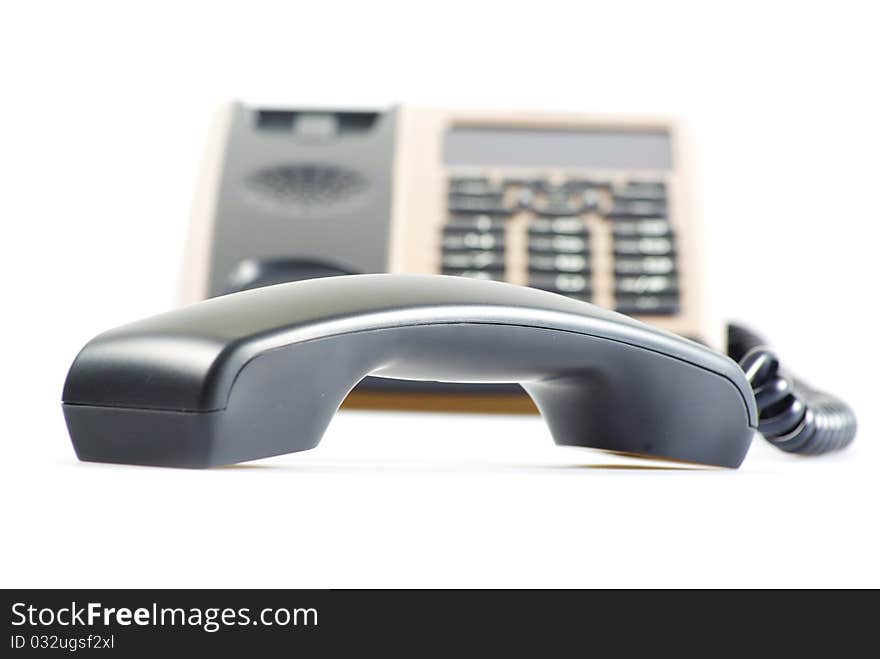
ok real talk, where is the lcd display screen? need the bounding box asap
[443,126,672,169]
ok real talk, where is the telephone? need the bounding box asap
[89,101,852,467]
[182,103,712,412]
[62,275,853,468]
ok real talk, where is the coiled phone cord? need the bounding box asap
[727,324,857,455]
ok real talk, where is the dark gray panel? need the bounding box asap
[207,104,397,296]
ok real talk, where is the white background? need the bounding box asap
[1,0,877,588]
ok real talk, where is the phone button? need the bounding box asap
[448,194,511,215]
[521,187,598,216]
[529,253,590,273]
[446,215,506,232]
[441,269,506,281]
[441,250,505,271]
[616,295,680,315]
[443,231,504,251]
[615,275,679,295]
[612,218,672,237]
[608,199,668,218]
[614,181,667,201]
[529,234,589,254]
[529,216,589,235]
[564,179,612,191]
[613,256,677,275]
[449,177,499,196]
[502,177,549,191]
[529,272,592,299]
[613,237,675,256]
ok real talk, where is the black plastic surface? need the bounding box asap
[208,104,397,297]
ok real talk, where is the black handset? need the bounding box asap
[63,275,760,468]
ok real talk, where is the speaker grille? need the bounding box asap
[243,164,368,210]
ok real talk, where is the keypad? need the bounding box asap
[612,201,680,315]
[441,209,506,280]
[442,176,679,314]
[610,193,679,313]
[527,212,591,299]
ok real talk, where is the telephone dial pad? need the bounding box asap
[442,176,680,315]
